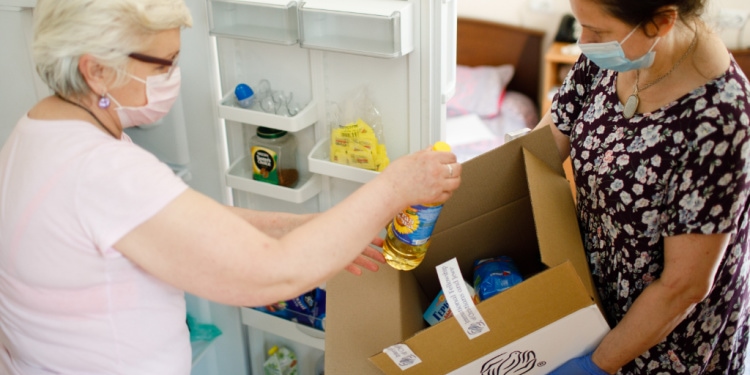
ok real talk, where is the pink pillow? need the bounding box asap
[447,65,515,118]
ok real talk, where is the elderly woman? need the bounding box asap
[0,0,462,373]
[547,0,750,374]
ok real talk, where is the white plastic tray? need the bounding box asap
[219,92,318,132]
[226,156,321,203]
[307,139,379,184]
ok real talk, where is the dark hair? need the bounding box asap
[595,0,706,30]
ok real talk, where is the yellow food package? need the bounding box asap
[348,149,376,170]
[376,144,390,171]
[354,136,378,157]
[330,144,349,165]
[331,127,351,148]
[347,141,367,152]
[355,119,376,136]
[329,118,389,171]
[340,122,360,138]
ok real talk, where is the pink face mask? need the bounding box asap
[108,68,181,128]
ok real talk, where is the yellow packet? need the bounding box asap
[330,144,349,165]
[354,137,378,156]
[329,118,389,171]
[340,122,360,138]
[331,127,351,148]
[376,144,390,171]
[355,119,376,136]
[347,141,368,153]
[348,149,376,170]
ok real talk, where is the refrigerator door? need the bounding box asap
[0,0,456,374]
[202,0,455,374]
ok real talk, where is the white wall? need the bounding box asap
[0,7,44,143]
[457,0,750,51]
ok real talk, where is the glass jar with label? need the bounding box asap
[250,127,299,187]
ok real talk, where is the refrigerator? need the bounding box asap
[0,0,457,374]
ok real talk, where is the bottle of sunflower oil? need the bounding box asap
[383,141,452,271]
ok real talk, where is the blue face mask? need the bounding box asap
[578,25,661,72]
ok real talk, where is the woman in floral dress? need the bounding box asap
[546,0,750,374]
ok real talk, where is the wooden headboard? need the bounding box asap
[733,48,750,77]
[456,18,545,108]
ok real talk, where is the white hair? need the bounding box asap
[32,0,193,97]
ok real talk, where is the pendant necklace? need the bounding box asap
[623,31,697,120]
[55,93,120,139]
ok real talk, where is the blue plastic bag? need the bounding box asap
[473,256,523,301]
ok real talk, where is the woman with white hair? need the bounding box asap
[0,0,462,373]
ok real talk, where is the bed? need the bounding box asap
[447,18,545,162]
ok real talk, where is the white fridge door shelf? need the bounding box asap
[308,139,379,184]
[299,0,413,58]
[219,92,318,133]
[209,0,299,45]
[208,0,414,58]
[226,156,322,203]
[241,307,325,351]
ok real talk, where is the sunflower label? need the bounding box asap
[392,204,443,246]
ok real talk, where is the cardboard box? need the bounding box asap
[325,125,610,375]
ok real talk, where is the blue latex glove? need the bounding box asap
[548,352,610,375]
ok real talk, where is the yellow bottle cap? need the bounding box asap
[432,141,451,152]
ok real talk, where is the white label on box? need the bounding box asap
[436,258,489,340]
[445,305,610,375]
[383,343,422,371]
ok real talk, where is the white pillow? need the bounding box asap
[447,65,515,118]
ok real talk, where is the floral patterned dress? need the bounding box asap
[552,54,750,374]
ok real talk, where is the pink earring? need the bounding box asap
[98,94,110,109]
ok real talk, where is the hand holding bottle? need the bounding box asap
[380,142,461,270]
[379,142,461,209]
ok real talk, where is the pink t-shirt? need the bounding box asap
[0,116,190,374]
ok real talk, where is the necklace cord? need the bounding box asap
[55,93,119,139]
[635,29,698,93]
[623,28,698,120]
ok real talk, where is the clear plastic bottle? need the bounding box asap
[250,127,299,187]
[263,345,299,375]
[382,142,452,271]
[234,83,255,109]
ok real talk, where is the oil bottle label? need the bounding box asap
[391,204,443,246]
[251,146,278,185]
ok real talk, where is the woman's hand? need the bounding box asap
[379,146,462,207]
[344,237,386,276]
[549,352,609,375]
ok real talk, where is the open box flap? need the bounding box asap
[413,126,563,297]
[431,125,563,231]
[326,266,427,375]
[369,262,594,374]
[523,147,601,308]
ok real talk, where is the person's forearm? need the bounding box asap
[591,279,699,373]
[225,206,317,238]
[261,176,403,294]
